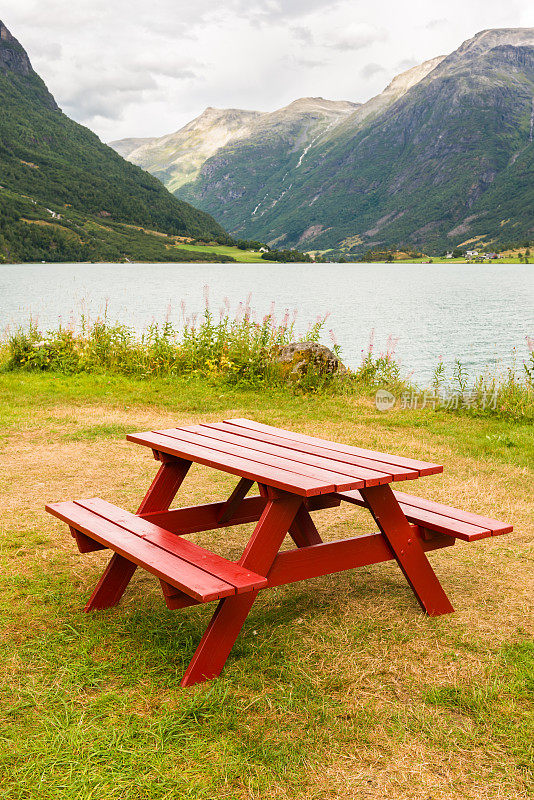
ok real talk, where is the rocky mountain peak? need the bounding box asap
[432,27,534,77]
[191,106,262,128]
[459,27,534,55]
[278,97,359,116]
[384,56,446,95]
[0,21,32,76]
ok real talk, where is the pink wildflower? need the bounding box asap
[281,309,290,329]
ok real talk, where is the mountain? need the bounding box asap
[114,29,534,255]
[110,107,263,193]
[268,27,534,254]
[0,21,230,263]
[111,97,359,235]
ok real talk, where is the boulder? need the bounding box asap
[274,341,346,382]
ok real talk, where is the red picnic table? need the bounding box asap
[46,418,512,686]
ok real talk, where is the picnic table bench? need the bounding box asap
[46,418,513,686]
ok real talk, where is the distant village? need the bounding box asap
[446,249,504,262]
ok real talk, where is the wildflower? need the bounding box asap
[385,334,399,359]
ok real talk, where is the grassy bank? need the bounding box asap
[5,312,534,421]
[0,369,532,799]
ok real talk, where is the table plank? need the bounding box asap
[181,423,396,485]
[225,418,443,476]
[156,426,388,491]
[202,421,417,481]
[127,430,330,496]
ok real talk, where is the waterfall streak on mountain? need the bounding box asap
[295,119,338,169]
[253,171,291,216]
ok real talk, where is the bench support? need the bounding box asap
[85,457,191,611]
[85,554,138,611]
[266,527,453,587]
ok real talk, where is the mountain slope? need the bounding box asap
[171,61,458,243]
[266,28,534,253]
[328,55,446,141]
[177,97,359,240]
[120,29,533,254]
[0,21,229,262]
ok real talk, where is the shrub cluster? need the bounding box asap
[6,299,332,389]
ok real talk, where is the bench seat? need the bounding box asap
[46,497,268,603]
[335,489,513,541]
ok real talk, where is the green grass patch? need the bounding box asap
[422,641,533,782]
[172,243,266,262]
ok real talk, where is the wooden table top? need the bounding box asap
[127,418,443,498]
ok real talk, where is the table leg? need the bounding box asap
[361,484,454,616]
[181,489,302,686]
[217,477,254,524]
[85,456,191,612]
[137,456,192,514]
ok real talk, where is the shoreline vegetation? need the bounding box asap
[4,300,533,421]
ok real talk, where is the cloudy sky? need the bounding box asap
[2,0,533,141]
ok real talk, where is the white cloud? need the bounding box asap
[1,0,532,140]
[426,18,449,31]
[360,62,387,79]
[324,23,387,52]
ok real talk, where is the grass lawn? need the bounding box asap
[0,371,532,799]
[172,243,266,263]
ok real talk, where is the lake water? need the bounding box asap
[2,262,533,384]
